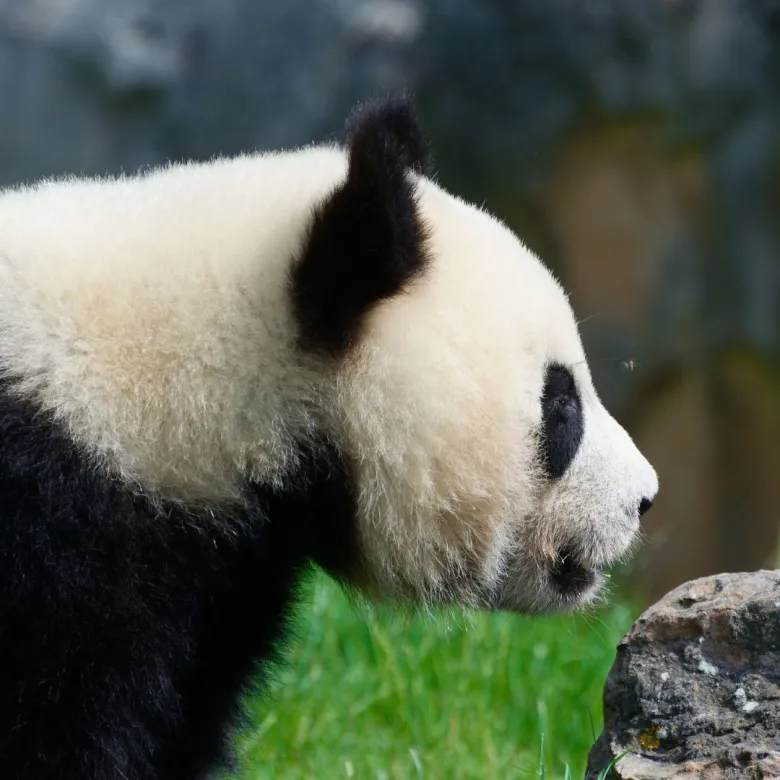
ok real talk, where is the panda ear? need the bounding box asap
[344,93,432,175]
[291,94,431,356]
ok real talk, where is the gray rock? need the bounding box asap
[586,571,780,780]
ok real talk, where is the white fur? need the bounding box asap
[0,143,657,612]
[0,148,347,501]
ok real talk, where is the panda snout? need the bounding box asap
[638,496,654,519]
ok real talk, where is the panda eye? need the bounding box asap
[540,364,584,479]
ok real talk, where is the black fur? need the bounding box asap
[540,364,584,479]
[0,382,357,780]
[291,94,431,356]
[344,93,432,175]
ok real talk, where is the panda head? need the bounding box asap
[0,94,657,616]
[292,95,659,613]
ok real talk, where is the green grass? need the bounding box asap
[228,571,641,780]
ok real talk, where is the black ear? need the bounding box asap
[291,94,431,356]
[345,93,432,175]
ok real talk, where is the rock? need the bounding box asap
[586,571,780,780]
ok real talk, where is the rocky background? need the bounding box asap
[0,0,778,599]
[587,571,780,779]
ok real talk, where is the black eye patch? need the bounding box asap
[540,363,584,479]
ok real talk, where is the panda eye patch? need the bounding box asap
[540,363,584,479]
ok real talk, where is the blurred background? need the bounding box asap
[3,0,778,775]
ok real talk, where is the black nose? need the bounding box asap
[638,497,654,518]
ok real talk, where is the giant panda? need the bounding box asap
[0,95,657,780]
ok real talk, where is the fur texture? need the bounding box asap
[292,97,430,355]
[0,95,658,779]
[0,382,356,780]
[344,93,432,175]
[0,147,346,502]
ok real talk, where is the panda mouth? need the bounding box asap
[549,546,597,596]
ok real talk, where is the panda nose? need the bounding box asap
[638,497,654,518]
